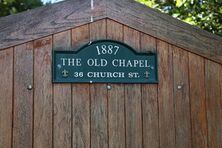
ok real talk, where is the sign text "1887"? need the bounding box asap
[96,45,119,55]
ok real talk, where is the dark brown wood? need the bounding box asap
[13,42,33,148]
[157,41,175,148]
[172,46,191,148]
[140,33,159,148]
[72,25,90,148]
[53,30,72,148]
[0,48,13,148]
[107,19,125,148]
[124,26,142,148]
[189,53,208,148]
[90,20,108,148]
[205,60,222,148]
[33,36,53,148]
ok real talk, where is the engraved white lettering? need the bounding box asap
[119,59,126,67]
[61,58,67,66]
[60,58,82,66]
[86,72,125,78]
[111,59,150,68]
[87,59,107,67]
[112,59,118,67]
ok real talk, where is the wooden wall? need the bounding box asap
[0,19,221,148]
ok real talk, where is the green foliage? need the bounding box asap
[137,0,222,36]
[0,0,43,17]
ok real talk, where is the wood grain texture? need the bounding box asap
[72,84,90,148]
[205,60,222,148]
[33,36,53,148]
[0,0,106,50]
[188,53,208,148]
[124,26,142,148]
[13,42,33,148]
[107,19,123,41]
[53,30,72,148]
[107,0,222,64]
[1,0,222,64]
[172,46,191,148]
[90,20,108,148]
[140,33,159,148]
[72,24,90,50]
[220,66,222,148]
[157,41,175,148]
[72,25,90,148]
[107,19,125,148]
[0,48,13,148]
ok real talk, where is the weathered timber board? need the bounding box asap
[157,40,175,148]
[140,33,159,148]
[124,26,142,148]
[53,30,72,148]
[33,36,53,148]
[90,20,108,148]
[107,19,125,148]
[173,46,191,148]
[0,48,13,148]
[13,42,33,148]
[189,53,208,148]
[72,24,90,148]
[205,60,222,148]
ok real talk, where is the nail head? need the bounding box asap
[107,85,111,90]
[27,85,33,90]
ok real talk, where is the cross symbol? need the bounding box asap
[144,71,150,79]
[62,69,69,78]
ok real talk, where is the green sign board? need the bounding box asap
[53,40,158,83]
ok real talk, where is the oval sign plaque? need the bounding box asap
[53,40,158,83]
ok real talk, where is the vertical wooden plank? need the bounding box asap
[13,43,33,148]
[173,47,191,148]
[107,19,123,41]
[189,53,208,148]
[90,19,108,148]
[157,40,175,148]
[205,60,222,148]
[107,19,125,148]
[34,36,53,148]
[72,24,90,49]
[0,48,13,148]
[72,84,90,148]
[124,26,142,148]
[140,33,159,148]
[53,30,72,148]
[72,24,90,148]
[220,66,222,148]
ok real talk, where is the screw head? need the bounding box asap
[27,85,33,90]
[107,85,112,90]
[177,85,182,90]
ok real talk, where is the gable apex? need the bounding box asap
[0,0,221,63]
